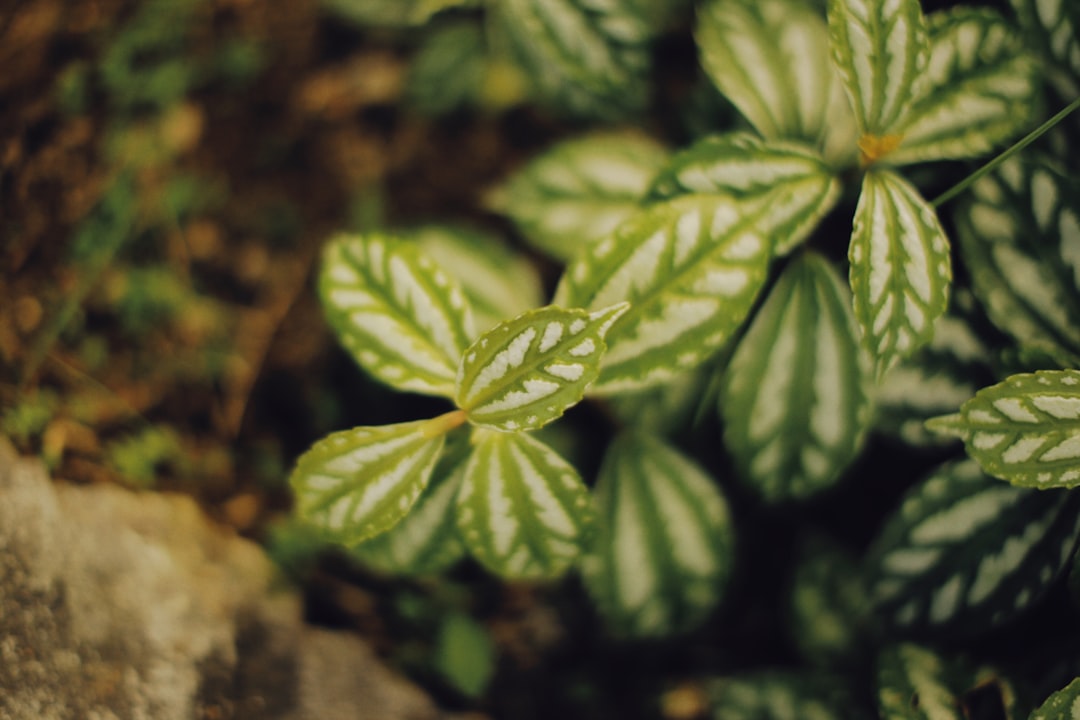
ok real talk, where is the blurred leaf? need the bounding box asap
[1029,678,1080,720]
[789,535,868,668]
[406,22,488,115]
[707,671,863,720]
[433,613,496,698]
[322,0,477,27]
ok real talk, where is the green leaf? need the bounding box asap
[319,233,474,398]
[433,613,495,698]
[456,304,626,432]
[934,370,1080,488]
[789,535,868,669]
[555,195,773,395]
[455,430,594,580]
[350,446,467,576]
[827,0,929,138]
[409,225,544,334]
[494,0,653,120]
[582,432,734,638]
[1029,678,1080,720]
[608,365,713,437]
[695,0,858,164]
[849,169,951,378]
[486,131,668,262]
[877,644,1022,720]
[866,459,1080,633]
[888,9,1039,165]
[289,420,447,545]
[321,0,474,27]
[953,155,1080,364]
[406,21,488,116]
[706,672,862,720]
[722,252,870,502]
[648,132,841,254]
[1009,0,1080,98]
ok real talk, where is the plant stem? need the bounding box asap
[422,409,468,438]
[932,96,1080,208]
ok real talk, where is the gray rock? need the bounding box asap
[0,438,452,720]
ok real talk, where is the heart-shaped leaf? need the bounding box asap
[455,430,594,580]
[555,195,773,395]
[581,432,734,638]
[456,304,626,432]
[290,419,447,545]
[722,252,871,502]
[849,169,951,378]
[319,233,474,398]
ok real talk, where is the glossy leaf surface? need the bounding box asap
[319,233,473,397]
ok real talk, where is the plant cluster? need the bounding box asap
[290,0,1080,714]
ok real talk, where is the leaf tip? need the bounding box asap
[924,413,967,439]
[589,301,631,337]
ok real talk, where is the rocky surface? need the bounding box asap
[0,438,452,720]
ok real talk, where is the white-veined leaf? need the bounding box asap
[289,420,447,545]
[789,535,868,669]
[1010,0,1080,98]
[695,0,858,164]
[455,430,594,580]
[1030,678,1080,720]
[648,132,841,255]
[555,195,773,395]
[954,155,1080,365]
[849,169,951,378]
[581,432,734,638]
[827,0,929,140]
[494,0,653,119]
[456,304,626,432]
[877,645,1021,720]
[486,132,668,262]
[608,364,713,437]
[350,444,467,575]
[319,233,473,397]
[929,370,1080,489]
[410,225,544,334]
[406,22,488,116]
[722,252,870,502]
[706,672,861,720]
[888,9,1038,165]
[866,459,1080,633]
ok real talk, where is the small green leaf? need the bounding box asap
[867,459,1080,633]
[456,304,626,432]
[406,22,488,116]
[706,672,862,720]
[954,155,1080,364]
[696,0,857,164]
[350,447,467,576]
[455,430,594,580]
[494,0,653,119]
[888,9,1039,165]
[433,613,495,698]
[486,131,668,262]
[789,535,868,669]
[290,420,447,545]
[410,225,544,334]
[319,233,473,398]
[582,432,734,638]
[937,370,1080,488]
[849,169,951,378]
[827,0,929,138]
[648,132,841,254]
[555,195,773,395]
[321,0,475,27]
[1029,678,1080,720]
[722,252,870,502]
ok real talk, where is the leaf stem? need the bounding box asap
[422,409,468,438]
[932,96,1080,208]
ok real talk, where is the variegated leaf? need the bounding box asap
[849,169,951,378]
[827,0,929,144]
[494,0,653,120]
[877,645,1021,720]
[289,420,447,545]
[930,370,1080,489]
[888,9,1038,165]
[866,459,1080,633]
[1030,678,1080,720]
[706,672,861,720]
[608,364,712,437]
[456,304,626,432]
[954,155,1080,364]
[722,252,870,502]
[486,132,668,262]
[1010,0,1080,98]
[581,432,734,638]
[695,0,859,165]
[789,535,868,669]
[648,132,841,255]
[455,430,594,580]
[319,233,473,398]
[410,225,543,334]
[555,195,773,395]
[350,445,467,576]
[406,22,488,116]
